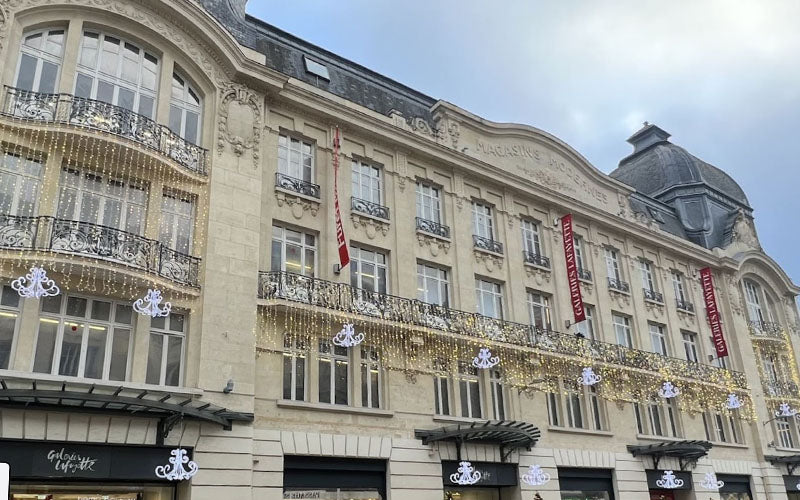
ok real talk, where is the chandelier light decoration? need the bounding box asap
[726,393,743,410]
[154,448,198,481]
[449,461,481,485]
[578,367,601,386]
[655,470,684,489]
[133,289,172,318]
[776,402,798,418]
[521,464,551,487]
[700,472,724,490]
[658,381,680,399]
[12,266,60,298]
[333,323,365,348]
[472,347,500,369]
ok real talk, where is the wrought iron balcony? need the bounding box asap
[473,235,503,254]
[608,277,630,293]
[416,217,450,239]
[763,380,800,399]
[275,172,321,199]
[577,267,592,282]
[643,288,664,303]
[1,87,208,176]
[0,214,200,287]
[749,321,784,340]
[351,197,390,220]
[258,271,748,389]
[676,299,694,313]
[523,251,551,269]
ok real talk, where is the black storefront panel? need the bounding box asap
[558,468,615,500]
[783,475,800,493]
[284,456,387,500]
[718,474,752,494]
[441,461,518,487]
[645,470,693,491]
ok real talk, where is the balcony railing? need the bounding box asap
[577,267,592,282]
[1,87,208,176]
[523,251,551,269]
[259,271,748,388]
[473,235,503,254]
[676,299,695,313]
[0,215,200,287]
[351,197,390,220]
[749,321,784,340]
[415,217,450,239]
[643,288,664,303]
[608,277,630,293]
[763,380,800,399]
[275,172,321,199]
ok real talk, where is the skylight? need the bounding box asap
[303,56,330,80]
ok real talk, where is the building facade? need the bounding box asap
[0,1,799,499]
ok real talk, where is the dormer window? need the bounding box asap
[303,56,330,80]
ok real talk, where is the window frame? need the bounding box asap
[634,399,680,438]
[671,270,686,303]
[489,369,506,420]
[278,133,315,183]
[318,339,349,405]
[575,305,596,340]
[649,322,668,356]
[521,219,542,256]
[169,71,203,145]
[350,246,389,295]
[574,235,587,275]
[527,290,552,332]
[0,286,23,371]
[604,247,621,281]
[145,310,187,387]
[351,160,382,205]
[417,262,449,307]
[547,379,606,432]
[15,28,66,94]
[282,335,308,402]
[360,346,382,409]
[415,181,443,224]
[471,201,495,240]
[475,278,504,320]
[612,313,633,348]
[457,361,482,419]
[639,259,656,292]
[271,224,318,277]
[0,150,44,217]
[432,358,451,416]
[160,190,196,255]
[681,330,699,363]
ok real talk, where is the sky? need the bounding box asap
[248,0,800,286]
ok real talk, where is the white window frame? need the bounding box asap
[743,280,765,324]
[169,72,203,145]
[634,399,680,438]
[351,160,382,204]
[146,311,186,387]
[278,134,315,183]
[639,259,656,292]
[671,271,686,303]
[432,358,451,416]
[575,305,596,340]
[605,247,621,281]
[612,313,633,348]
[703,411,744,444]
[574,236,587,274]
[527,291,552,331]
[0,150,44,217]
[475,278,503,320]
[271,225,317,277]
[548,379,606,431]
[415,182,442,224]
[458,361,482,418]
[682,330,699,363]
[471,202,494,240]
[417,262,449,307]
[360,346,382,409]
[282,335,308,401]
[318,340,349,405]
[0,286,22,371]
[775,417,798,449]
[160,190,195,255]
[489,369,506,420]
[649,322,668,356]
[350,246,388,294]
[15,28,65,93]
[521,219,542,256]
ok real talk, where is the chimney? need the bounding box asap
[626,122,671,154]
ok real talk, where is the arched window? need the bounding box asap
[743,279,765,324]
[169,72,202,145]
[15,29,65,93]
[75,31,159,118]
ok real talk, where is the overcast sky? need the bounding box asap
[249,0,800,287]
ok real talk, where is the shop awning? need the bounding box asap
[0,377,253,444]
[627,440,712,470]
[414,420,540,461]
[766,455,800,475]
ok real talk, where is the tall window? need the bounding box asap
[743,280,766,325]
[634,400,679,437]
[278,134,314,183]
[776,418,797,449]
[15,29,65,93]
[639,259,656,292]
[547,380,605,431]
[361,347,381,409]
[160,191,195,255]
[282,336,307,401]
[672,271,687,303]
[472,202,494,240]
[489,369,506,420]
[417,263,449,307]
[0,286,21,370]
[575,305,596,340]
[33,295,134,381]
[145,311,186,386]
[0,151,43,216]
[458,361,481,418]
[527,291,552,331]
[350,247,388,294]
[416,183,442,224]
[521,219,542,256]
[475,278,503,319]
[271,225,316,276]
[649,323,668,356]
[169,73,202,145]
[574,236,587,274]
[710,335,729,369]
[703,412,743,444]
[75,32,159,117]
[612,313,633,348]
[351,161,381,204]
[682,331,699,363]
[433,358,451,416]
[605,248,622,281]
[57,167,147,235]
[318,340,348,405]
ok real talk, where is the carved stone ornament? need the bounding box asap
[455,197,465,211]
[507,214,518,230]
[731,209,760,249]
[610,288,631,308]
[404,370,418,384]
[644,299,664,317]
[217,82,262,165]
[0,5,7,53]
[351,213,389,240]
[677,308,696,326]
[725,274,745,317]
[448,121,460,149]
[580,281,594,296]
[474,249,504,273]
[410,117,435,138]
[417,232,451,257]
[524,264,551,286]
[276,191,319,219]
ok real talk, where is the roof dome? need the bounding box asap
[610,124,749,207]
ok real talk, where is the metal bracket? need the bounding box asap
[157,413,184,446]
[789,463,799,476]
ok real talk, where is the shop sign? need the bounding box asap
[284,491,325,499]
[645,470,692,491]
[441,461,517,487]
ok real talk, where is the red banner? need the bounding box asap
[332,127,350,269]
[561,214,585,323]
[700,267,728,357]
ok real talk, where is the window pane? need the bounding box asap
[283,355,293,400]
[145,333,163,385]
[84,325,107,379]
[459,380,469,416]
[39,61,59,94]
[164,335,182,386]
[334,359,348,405]
[319,359,331,403]
[15,54,37,91]
[108,328,130,381]
[295,355,306,400]
[58,322,83,376]
[0,311,19,370]
[75,73,93,98]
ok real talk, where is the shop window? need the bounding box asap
[272,225,317,276]
[633,399,680,438]
[0,286,21,370]
[145,311,186,386]
[361,347,381,409]
[0,151,44,217]
[547,379,605,431]
[318,340,348,405]
[282,335,308,401]
[15,28,65,93]
[169,72,202,145]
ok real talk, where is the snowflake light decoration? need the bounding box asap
[655,470,684,489]
[11,266,60,298]
[449,461,481,485]
[521,465,551,486]
[658,381,680,399]
[776,402,798,418]
[133,289,171,318]
[700,472,724,490]
[154,448,198,481]
[472,347,500,369]
[726,393,743,410]
[578,367,601,386]
[333,323,365,348]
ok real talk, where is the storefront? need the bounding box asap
[767,454,800,500]
[442,461,518,500]
[557,468,614,500]
[645,470,693,500]
[717,474,752,500]
[628,441,711,500]
[283,456,386,500]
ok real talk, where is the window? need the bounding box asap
[318,340,348,405]
[649,323,668,356]
[575,305,596,340]
[416,182,442,224]
[489,369,506,420]
[612,313,633,348]
[169,72,202,145]
[0,151,43,217]
[278,134,314,183]
[33,295,134,381]
[458,361,481,418]
[15,29,65,93]
[303,56,330,80]
[432,358,450,416]
[743,280,767,325]
[574,236,588,276]
[75,32,159,117]
[776,418,797,449]
[472,202,494,240]
[271,225,316,276]
[634,399,679,437]
[604,248,621,281]
[145,311,186,386]
[351,160,382,204]
[639,259,656,292]
[57,167,147,235]
[710,335,729,369]
[0,286,22,370]
[682,331,699,363]
[417,263,449,307]
[361,347,381,409]
[547,392,561,426]
[521,219,542,256]
[476,278,503,319]
[282,336,307,401]
[547,380,605,431]
[350,246,388,294]
[527,291,552,331]
[160,191,195,255]
[703,412,744,444]
[672,271,686,303]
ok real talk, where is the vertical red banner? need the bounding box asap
[561,214,586,323]
[700,267,728,357]
[332,127,350,268]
